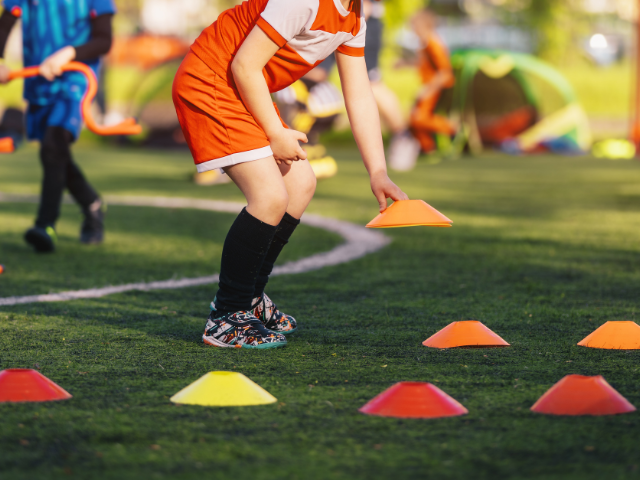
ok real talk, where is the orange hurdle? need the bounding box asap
[0,61,142,152]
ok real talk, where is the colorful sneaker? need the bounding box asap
[24,225,57,253]
[252,293,297,335]
[203,307,287,349]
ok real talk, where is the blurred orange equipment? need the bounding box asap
[109,34,190,70]
[0,137,14,153]
[0,264,4,274]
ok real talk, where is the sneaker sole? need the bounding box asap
[279,327,297,335]
[24,231,55,253]
[203,335,287,349]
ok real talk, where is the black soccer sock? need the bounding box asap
[214,208,278,314]
[253,212,300,299]
[36,127,98,228]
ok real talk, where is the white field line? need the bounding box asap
[0,194,390,306]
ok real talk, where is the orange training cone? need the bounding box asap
[366,199,452,228]
[531,375,635,416]
[0,369,72,403]
[423,321,510,349]
[578,321,640,350]
[359,381,468,419]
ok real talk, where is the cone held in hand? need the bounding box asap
[423,321,510,349]
[531,375,636,416]
[359,381,468,419]
[0,369,72,403]
[578,321,640,350]
[170,371,276,407]
[366,199,452,228]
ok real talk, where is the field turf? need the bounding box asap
[1,143,640,479]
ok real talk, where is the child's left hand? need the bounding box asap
[370,171,409,212]
[40,46,76,81]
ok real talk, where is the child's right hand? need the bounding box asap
[0,64,10,84]
[269,128,308,165]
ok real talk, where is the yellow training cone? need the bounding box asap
[170,371,277,407]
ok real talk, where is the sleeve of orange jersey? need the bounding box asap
[257,0,315,48]
[426,36,455,86]
[337,8,366,57]
[256,17,287,48]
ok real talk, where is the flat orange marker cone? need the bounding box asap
[359,381,468,418]
[0,369,72,403]
[578,321,640,350]
[423,321,510,348]
[366,199,452,228]
[170,371,277,407]
[531,375,636,416]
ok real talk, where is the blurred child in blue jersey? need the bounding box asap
[0,0,115,252]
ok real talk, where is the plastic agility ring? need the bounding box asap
[0,61,142,152]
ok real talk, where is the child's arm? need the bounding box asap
[0,9,18,84]
[231,27,308,165]
[336,52,408,211]
[39,14,113,81]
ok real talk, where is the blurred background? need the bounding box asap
[0,0,638,160]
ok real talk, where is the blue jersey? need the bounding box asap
[3,0,116,105]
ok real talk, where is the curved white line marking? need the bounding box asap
[0,194,390,306]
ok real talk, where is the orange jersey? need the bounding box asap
[418,34,454,88]
[191,0,366,93]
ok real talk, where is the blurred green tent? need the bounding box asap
[440,49,592,154]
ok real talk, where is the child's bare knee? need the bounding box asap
[268,190,289,215]
[305,173,317,198]
[297,166,316,199]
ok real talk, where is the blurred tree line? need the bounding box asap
[111,0,635,63]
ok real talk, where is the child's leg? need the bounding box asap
[35,127,98,227]
[254,159,316,298]
[213,156,290,314]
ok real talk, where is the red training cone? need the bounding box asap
[578,321,640,350]
[359,381,468,419]
[531,375,635,416]
[423,321,510,348]
[0,369,72,403]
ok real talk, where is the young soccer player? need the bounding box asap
[408,10,456,154]
[0,0,115,252]
[173,0,408,349]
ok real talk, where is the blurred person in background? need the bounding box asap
[280,0,412,169]
[0,0,115,252]
[404,9,456,166]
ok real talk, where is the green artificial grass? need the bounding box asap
[1,143,640,479]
